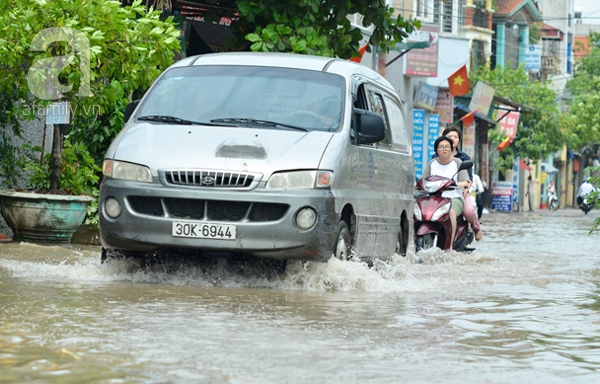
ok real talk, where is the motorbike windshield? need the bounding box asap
[137,65,345,132]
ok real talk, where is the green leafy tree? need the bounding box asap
[0,0,181,193]
[199,0,419,59]
[567,33,600,231]
[472,64,564,172]
[565,32,600,154]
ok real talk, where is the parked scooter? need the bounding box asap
[413,160,475,252]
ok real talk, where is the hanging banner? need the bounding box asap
[434,89,453,123]
[498,105,519,139]
[462,122,475,160]
[468,81,495,116]
[414,82,439,111]
[413,109,425,180]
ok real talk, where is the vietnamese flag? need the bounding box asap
[461,108,478,127]
[497,136,511,152]
[448,65,470,96]
[349,44,368,63]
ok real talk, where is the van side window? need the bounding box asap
[384,95,410,152]
[367,90,391,147]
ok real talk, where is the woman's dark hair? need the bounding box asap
[434,136,453,152]
[442,127,462,142]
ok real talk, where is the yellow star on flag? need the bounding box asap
[453,75,465,86]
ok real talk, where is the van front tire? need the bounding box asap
[334,221,352,261]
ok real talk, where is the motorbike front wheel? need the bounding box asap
[550,200,559,211]
[416,233,438,252]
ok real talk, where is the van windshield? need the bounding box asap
[137,65,345,132]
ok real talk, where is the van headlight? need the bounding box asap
[266,171,333,189]
[103,160,153,183]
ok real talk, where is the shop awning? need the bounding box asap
[542,163,559,174]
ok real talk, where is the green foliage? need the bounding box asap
[472,64,564,162]
[202,0,419,59]
[529,22,542,44]
[565,32,600,153]
[584,166,600,234]
[24,140,101,196]
[0,0,181,192]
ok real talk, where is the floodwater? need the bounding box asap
[1,210,600,383]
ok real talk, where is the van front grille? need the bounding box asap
[161,170,260,189]
[128,196,288,222]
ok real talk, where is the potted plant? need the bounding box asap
[0,141,100,243]
[0,0,181,243]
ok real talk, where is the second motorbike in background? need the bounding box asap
[547,192,559,211]
[413,161,475,252]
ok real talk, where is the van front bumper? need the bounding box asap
[99,179,339,262]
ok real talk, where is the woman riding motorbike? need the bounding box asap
[432,127,483,241]
[422,136,471,249]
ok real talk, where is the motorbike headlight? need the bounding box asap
[423,180,444,193]
[103,160,153,183]
[414,202,422,221]
[266,170,333,189]
[431,202,451,221]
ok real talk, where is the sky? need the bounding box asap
[574,0,600,24]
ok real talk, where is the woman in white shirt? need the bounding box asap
[422,136,470,249]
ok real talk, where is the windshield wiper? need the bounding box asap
[210,117,308,132]
[137,115,195,125]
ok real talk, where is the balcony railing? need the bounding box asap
[472,8,490,29]
[542,56,561,74]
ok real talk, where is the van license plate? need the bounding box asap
[172,221,236,240]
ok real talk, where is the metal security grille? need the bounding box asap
[128,196,288,222]
[162,170,259,188]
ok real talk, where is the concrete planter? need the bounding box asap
[0,190,94,244]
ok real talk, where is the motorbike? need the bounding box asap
[580,197,594,215]
[413,160,475,253]
[547,193,559,211]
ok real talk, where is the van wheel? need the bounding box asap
[395,217,408,256]
[334,221,352,261]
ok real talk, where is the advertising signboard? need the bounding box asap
[427,114,439,163]
[405,24,439,77]
[525,44,541,70]
[491,181,513,212]
[413,109,425,180]
[498,105,519,139]
[415,82,439,111]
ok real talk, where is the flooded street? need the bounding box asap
[1,210,600,383]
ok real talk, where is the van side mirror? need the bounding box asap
[354,108,386,145]
[124,99,140,123]
[459,160,473,171]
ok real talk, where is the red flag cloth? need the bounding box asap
[448,65,470,96]
[497,136,511,152]
[349,45,368,63]
[461,109,478,127]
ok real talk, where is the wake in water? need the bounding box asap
[0,242,499,293]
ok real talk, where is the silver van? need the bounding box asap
[99,52,414,263]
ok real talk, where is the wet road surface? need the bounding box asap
[1,208,600,383]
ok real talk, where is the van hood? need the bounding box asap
[112,123,334,175]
